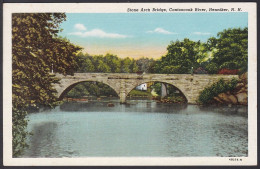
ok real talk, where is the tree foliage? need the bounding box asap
[198,78,238,104]
[136,57,155,73]
[154,39,207,74]
[12,13,81,157]
[152,82,181,97]
[149,28,247,74]
[76,53,139,73]
[65,82,118,98]
[74,28,247,75]
[206,27,248,73]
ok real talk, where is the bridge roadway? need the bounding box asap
[53,73,238,104]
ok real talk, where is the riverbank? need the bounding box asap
[213,72,248,105]
[152,96,186,104]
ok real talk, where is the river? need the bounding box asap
[20,99,248,157]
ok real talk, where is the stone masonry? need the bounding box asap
[53,73,238,104]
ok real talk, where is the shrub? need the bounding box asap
[205,62,218,74]
[12,108,30,157]
[220,62,238,70]
[167,96,186,103]
[198,78,238,104]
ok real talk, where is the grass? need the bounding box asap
[128,89,152,97]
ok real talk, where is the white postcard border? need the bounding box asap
[3,2,257,166]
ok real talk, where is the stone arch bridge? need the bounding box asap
[53,73,238,104]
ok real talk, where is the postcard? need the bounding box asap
[3,2,257,166]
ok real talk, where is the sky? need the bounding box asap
[59,13,248,59]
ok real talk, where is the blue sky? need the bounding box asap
[59,13,248,59]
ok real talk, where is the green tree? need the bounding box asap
[129,59,138,73]
[152,82,162,96]
[120,57,132,73]
[103,53,121,73]
[91,55,103,71]
[206,27,248,73]
[75,53,141,73]
[66,83,90,98]
[136,57,155,73]
[148,60,161,73]
[76,52,95,73]
[12,13,81,156]
[97,60,111,72]
[88,82,117,96]
[205,62,218,74]
[66,82,118,97]
[156,38,205,74]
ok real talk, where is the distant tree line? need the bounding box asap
[75,53,155,74]
[75,27,248,75]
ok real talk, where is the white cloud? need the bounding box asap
[69,29,129,38]
[193,32,211,35]
[147,28,177,35]
[74,23,87,31]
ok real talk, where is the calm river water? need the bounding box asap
[21,99,248,157]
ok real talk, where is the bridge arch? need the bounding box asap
[125,80,188,102]
[53,73,239,104]
[57,80,120,100]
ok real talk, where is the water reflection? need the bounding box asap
[21,100,248,157]
[23,122,60,157]
[60,99,188,114]
[198,105,248,117]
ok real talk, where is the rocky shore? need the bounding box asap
[213,72,248,105]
